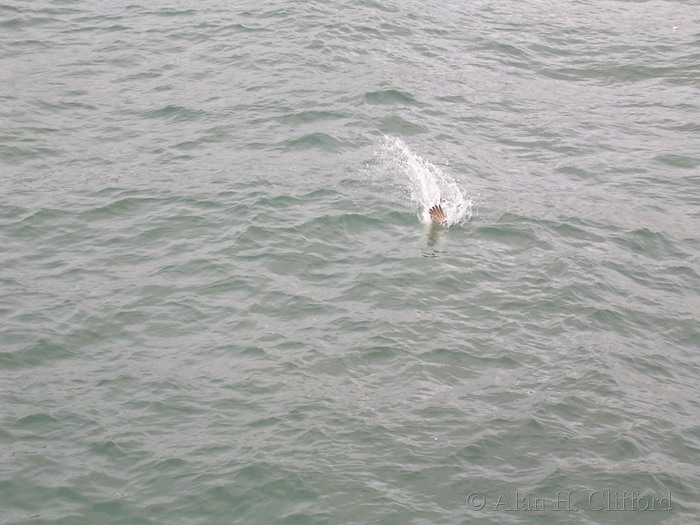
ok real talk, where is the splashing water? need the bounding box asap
[379,136,472,227]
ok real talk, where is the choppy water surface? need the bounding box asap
[1,0,699,523]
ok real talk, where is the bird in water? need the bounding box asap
[428,204,448,227]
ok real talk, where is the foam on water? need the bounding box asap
[379,136,472,227]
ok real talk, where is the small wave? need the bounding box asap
[283,132,343,151]
[378,136,472,227]
[363,89,420,106]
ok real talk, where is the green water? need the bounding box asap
[1,1,699,524]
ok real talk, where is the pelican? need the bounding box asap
[428,204,448,227]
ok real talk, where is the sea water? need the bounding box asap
[1,1,699,524]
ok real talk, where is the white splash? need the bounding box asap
[379,136,472,227]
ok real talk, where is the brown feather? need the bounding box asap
[429,204,448,227]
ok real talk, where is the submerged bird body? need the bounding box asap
[428,204,448,227]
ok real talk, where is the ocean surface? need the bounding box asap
[1,1,699,523]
